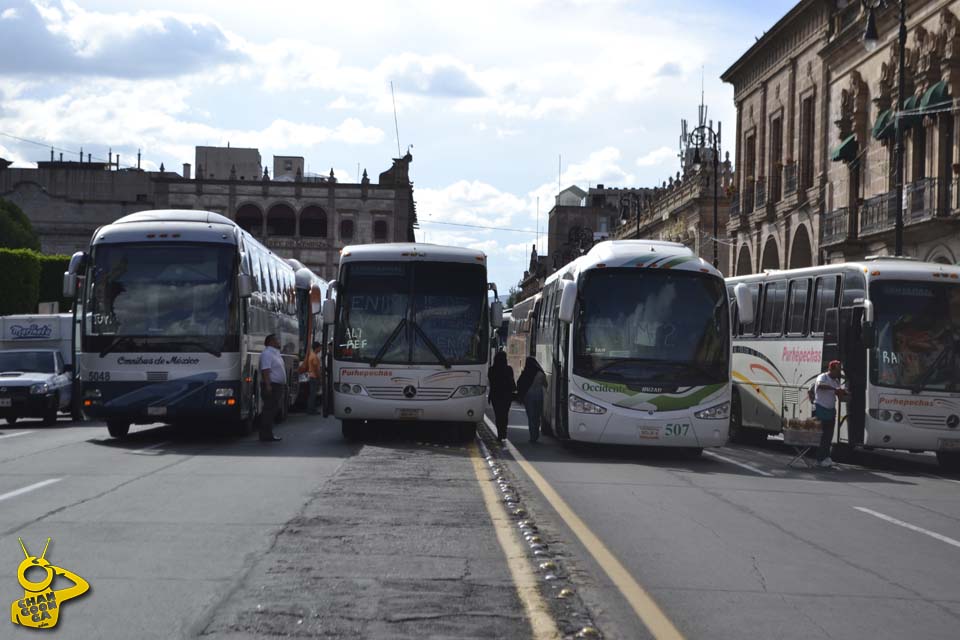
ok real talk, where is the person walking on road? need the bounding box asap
[259,334,286,442]
[487,350,515,443]
[516,356,546,443]
[299,341,322,414]
[813,359,846,468]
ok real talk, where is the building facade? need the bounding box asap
[0,149,417,280]
[723,0,960,276]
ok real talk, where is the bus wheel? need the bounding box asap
[729,394,765,444]
[5,415,17,426]
[342,419,363,441]
[107,420,130,439]
[682,447,704,458]
[70,402,85,422]
[831,442,854,463]
[233,411,254,436]
[458,422,477,443]
[42,407,58,427]
[936,451,960,472]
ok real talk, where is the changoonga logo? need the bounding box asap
[10,537,89,629]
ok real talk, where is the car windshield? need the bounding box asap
[573,268,729,386]
[0,352,55,374]
[83,243,238,353]
[334,261,488,365]
[870,280,960,392]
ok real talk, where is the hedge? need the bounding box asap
[0,249,41,316]
[38,254,72,312]
[0,199,40,251]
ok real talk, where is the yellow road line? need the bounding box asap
[467,440,560,640]
[486,417,685,639]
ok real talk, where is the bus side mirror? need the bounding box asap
[490,301,503,328]
[63,250,87,298]
[734,283,753,326]
[322,298,336,325]
[558,281,577,324]
[238,274,255,298]
[63,273,77,298]
[861,300,875,349]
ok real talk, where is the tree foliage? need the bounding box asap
[0,199,40,251]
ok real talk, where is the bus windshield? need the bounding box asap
[83,243,238,354]
[574,269,729,386]
[870,280,960,392]
[335,261,488,365]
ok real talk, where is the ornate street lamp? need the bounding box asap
[863,0,906,255]
[689,121,721,268]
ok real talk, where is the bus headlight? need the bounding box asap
[215,388,235,398]
[695,402,730,420]
[334,383,367,395]
[452,385,486,398]
[30,383,50,395]
[868,409,903,422]
[569,394,606,414]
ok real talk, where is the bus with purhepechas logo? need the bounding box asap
[321,243,502,441]
[726,258,960,469]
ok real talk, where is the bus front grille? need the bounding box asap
[365,386,452,401]
[146,371,169,382]
[908,414,946,428]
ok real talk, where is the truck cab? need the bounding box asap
[0,349,73,425]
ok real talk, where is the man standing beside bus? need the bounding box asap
[259,334,286,442]
[813,360,846,468]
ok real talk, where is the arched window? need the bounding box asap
[266,204,296,236]
[236,204,263,236]
[340,219,354,241]
[300,206,327,237]
[373,219,388,242]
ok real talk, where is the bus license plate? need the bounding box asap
[397,408,422,420]
[939,439,960,450]
[0,398,11,407]
[147,406,167,417]
[638,426,660,440]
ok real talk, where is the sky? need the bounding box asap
[0,0,797,293]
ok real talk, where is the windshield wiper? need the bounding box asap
[99,335,138,357]
[411,321,451,369]
[176,340,223,358]
[370,318,407,368]
[912,336,959,394]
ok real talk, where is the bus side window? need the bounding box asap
[841,271,866,307]
[811,274,840,335]
[787,278,811,336]
[740,283,760,336]
[761,280,787,336]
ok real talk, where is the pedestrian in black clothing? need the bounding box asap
[487,350,515,442]
[516,356,546,443]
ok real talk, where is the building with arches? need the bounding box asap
[723,0,960,276]
[0,149,416,280]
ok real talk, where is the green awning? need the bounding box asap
[920,80,951,112]
[901,94,920,129]
[872,109,894,140]
[830,134,858,162]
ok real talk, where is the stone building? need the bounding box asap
[723,0,960,276]
[195,146,262,181]
[0,150,417,280]
[614,108,734,274]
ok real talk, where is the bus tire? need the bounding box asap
[936,451,960,472]
[729,392,766,444]
[458,422,477,443]
[5,416,17,425]
[342,419,363,441]
[107,420,130,439]
[682,447,704,458]
[42,406,58,426]
[70,401,85,422]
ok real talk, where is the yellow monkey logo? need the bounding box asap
[10,538,89,629]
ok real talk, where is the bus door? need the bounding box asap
[840,306,867,445]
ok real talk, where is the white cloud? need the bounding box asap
[1,8,19,20]
[329,96,357,110]
[636,146,677,167]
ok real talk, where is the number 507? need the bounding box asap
[665,423,689,437]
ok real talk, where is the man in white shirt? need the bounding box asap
[259,334,286,442]
[813,360,846,468]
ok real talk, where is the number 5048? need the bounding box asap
[665,423,690,437]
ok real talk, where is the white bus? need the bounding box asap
[526,240,734,453]
[727,258,960,469]
[322,243,501,441]
[63,209,318,438]
[289,259,329,410]
[505,292,540,374]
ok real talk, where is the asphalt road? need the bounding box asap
[4,407,960,639]
[496,404,960,640]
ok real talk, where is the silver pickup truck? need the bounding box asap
[0,349,74,425]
